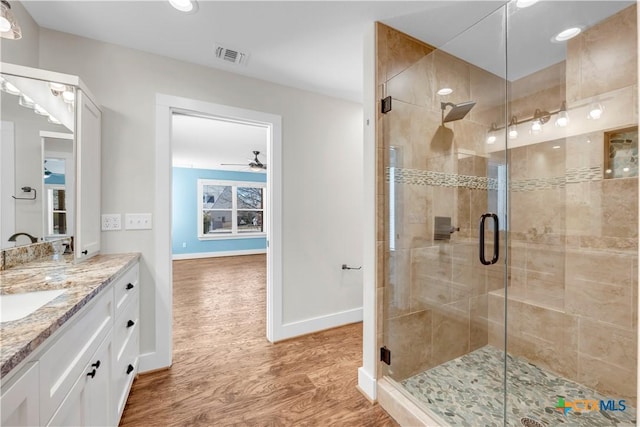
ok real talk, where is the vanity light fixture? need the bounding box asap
[48,115,61,125]
[0,1,21,40]
[49,82,66,94]
[515,0,539,8]
[555,101,569,127]
[587,100,604,120]
[0,78,20,95]
[169,0,197,13]
[486,123,498,144]
[34,104,49,116]
[553,27,582,42]
[437,87,453,96]
[508,116,518,139]
[530,109,549,135]
[18,94,34,109]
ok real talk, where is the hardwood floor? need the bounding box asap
[120,255,396,426]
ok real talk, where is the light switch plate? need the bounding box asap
[125,213,152,230]
[101,214,121,231]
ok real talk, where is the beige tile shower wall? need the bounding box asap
[566,4,638,103]
[376,23,508,380]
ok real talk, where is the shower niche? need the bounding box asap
[375,2,638,426]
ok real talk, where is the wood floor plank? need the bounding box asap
[119,255,396,426]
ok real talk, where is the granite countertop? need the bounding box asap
[0,253,140,379]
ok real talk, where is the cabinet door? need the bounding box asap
[75,90,101,261]
[47,333,112,427]
[1,362,39,427]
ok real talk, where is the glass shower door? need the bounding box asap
[380,5,509,425]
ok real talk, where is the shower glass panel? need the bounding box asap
[501,1,638,426]
[381,5,509,425]
[380,1,637,426]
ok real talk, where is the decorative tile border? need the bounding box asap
[386,166,603,192]
[386,167,498,190]
[1,241,54,271]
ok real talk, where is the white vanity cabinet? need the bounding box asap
[0,261,139,427]
[1,362,40,426]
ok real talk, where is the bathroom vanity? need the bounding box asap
[0,253,140,426]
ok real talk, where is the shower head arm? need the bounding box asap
[440,102,456,111]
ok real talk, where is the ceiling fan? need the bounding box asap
[221,150,267,171]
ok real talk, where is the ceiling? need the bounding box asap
[21,0,633,169]
[171,113,268,172]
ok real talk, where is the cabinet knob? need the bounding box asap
[126,283,134,290]
[127,320,135,328]
[91,360,101,369]
[126,364,134,375]
[81,250,88,255]
[87,369,96,378]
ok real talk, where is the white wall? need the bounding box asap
[37,28,364,364]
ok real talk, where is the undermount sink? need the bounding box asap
[0,289,66,323]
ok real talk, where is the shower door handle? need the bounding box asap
[479,213,499,265]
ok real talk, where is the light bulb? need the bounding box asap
[18,94,34,108]
[62,90,75,103]
[0,16,10,33]
[34,104,49,116]
[530,120,542,134]
[49,82,66,93]
[169,0,194,12]
[555,111,569,127]
[508,117,518,139]
[48,115,61,125]
[588,102,603,120]
[516,0,538,8]
[1,80,19,95]
[486,134,496,144]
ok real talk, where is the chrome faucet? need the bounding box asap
[8,232,38,244]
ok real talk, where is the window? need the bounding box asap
[47,188,68,235]
[198,179,265,238]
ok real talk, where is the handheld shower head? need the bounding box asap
[441,101,476,124]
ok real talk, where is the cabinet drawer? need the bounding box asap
[114,263,139,318]
[114,328,138,421]
[39,288,113,424]
[114,292,139,363]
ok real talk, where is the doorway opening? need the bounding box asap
[151,95,282,372]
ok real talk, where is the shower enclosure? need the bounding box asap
[378,2,638,426]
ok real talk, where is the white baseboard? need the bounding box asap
[172,248,266,260]
[358,367,377,400]
[273,307,363,342]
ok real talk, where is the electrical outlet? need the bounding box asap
[125,213,152,230]
[101,214,121,231]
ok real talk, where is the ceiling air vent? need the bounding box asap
[214,44,248,65]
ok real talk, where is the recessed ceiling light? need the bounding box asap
[553,27,582,42]
[169,0,197,13]
[437,87,453,96]
[552,145,561,149]
[516,0,539,8]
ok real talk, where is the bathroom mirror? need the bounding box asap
[0,71,75,249]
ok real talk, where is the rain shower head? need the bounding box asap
[441,101,476,124]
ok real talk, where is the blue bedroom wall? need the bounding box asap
[172,167,267,256]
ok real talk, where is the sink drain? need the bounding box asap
[520,417,544,427]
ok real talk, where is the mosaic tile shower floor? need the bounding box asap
[401,345,636,427]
